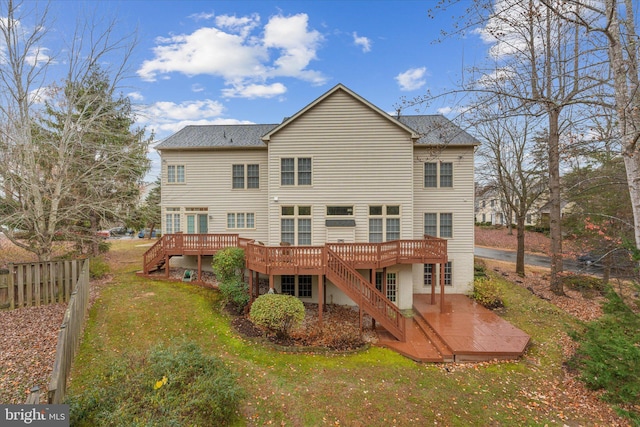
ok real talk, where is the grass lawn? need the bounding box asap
[66,239,620,426]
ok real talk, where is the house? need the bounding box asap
[474,187,541,226]
[147,84,480,342]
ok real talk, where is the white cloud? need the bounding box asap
[437,106,453,115]
[136,99,232,138]
[352,32,371,53]
[137,12,327,95]
[221,82,287,99]
[191,83,205,93]
[395,67,428,91]
[189,11,215,21]
[263,13,325,84]
[128,91,144,101]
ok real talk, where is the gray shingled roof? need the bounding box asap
[397,115,480,146]
[155,115,479,150]
[155,124,278,150]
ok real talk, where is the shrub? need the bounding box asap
[561,274,607,298]
[219,278,249,314]
[568,290,640,421]
[474,263,487,278]
[89,257,110,279]
[471,277,504,310]
[212,247,245,282]
[249,294,305,338]
[68,341,245,426]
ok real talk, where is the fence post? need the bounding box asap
[25,386,40,404]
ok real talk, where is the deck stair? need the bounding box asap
[412,311,454,362]
[325,248,405,342]
[143,238,168,274]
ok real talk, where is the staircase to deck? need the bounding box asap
[325,248,405,342]
[143,237,167,274]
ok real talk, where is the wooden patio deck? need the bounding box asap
[377,294,530,363]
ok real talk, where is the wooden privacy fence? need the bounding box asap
[0,260,83,310]
[48,258,90,404]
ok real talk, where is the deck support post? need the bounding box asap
[269,274,274,293]
[382,267,387,298]
[431,265,436,305]
[370,269,376,330]
[197,255,202,283]
[440,262,445,313]
[165,254,170,278]
[254,270,259,300]
[317,274,323,327]
[249,269,254,303]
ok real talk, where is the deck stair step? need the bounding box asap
[412,310,454,362]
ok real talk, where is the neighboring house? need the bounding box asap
[150,84,479,333]
[474,186,542,227]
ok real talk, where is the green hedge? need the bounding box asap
[249,293,305,338]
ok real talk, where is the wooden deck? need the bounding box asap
[377,294,530,363]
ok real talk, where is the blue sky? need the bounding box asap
[44,0,489,179]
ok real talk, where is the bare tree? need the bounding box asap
[540,0,640,255]
[473,99,548,276]
[419,0,609,294]
[0,0,149,260]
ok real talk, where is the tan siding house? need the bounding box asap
[155,84,479,310]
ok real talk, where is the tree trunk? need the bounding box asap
[515,214,526,277]
[90,213,100,257]
[623,155,640,252]
[548,108,564,295]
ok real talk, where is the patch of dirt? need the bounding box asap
[231,303,373,351]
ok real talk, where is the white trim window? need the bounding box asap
[281,206,311,245]
[227,213,255,229]
[232,164,259,189]
[165,208,181,233]
[281,157,312,186]
[167,165,185,184]
[386,272,397,302]
[424,162,453,188]
[424,212,453,238]
[444,261,452,286]
[369,205,401,242]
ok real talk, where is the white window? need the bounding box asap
[445,261,452,286]
[227,213,255,229]
[281,206,311,245]
[281,157,312,186]
[167,165,185,183]
[369,205,401,242]
[424,264,434,286]
[424,162,453,188]
[232,164,259,189]
[327,206,353,216]
[424,213,453,238]
[165,208,181,233]
[386,272,397,302]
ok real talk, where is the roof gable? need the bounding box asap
[261,83,419,142]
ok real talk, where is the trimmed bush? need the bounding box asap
[212,247,245,282]
[219,278,250,314]
[471,277,504,310]
[249,293,305,338]
[68,341,245,426]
